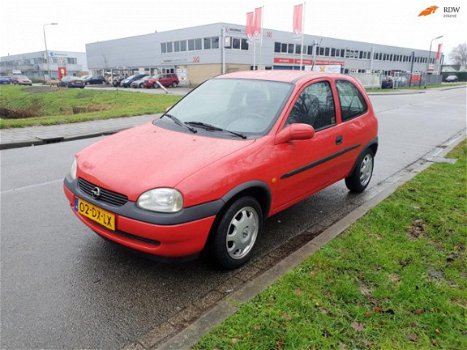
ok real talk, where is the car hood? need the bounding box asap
[76,122,255,200]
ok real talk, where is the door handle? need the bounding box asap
[336,135,343,145]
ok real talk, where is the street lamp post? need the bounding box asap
[43,22,58,81]
[424,35,443,88]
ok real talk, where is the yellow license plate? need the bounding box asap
[75,197,115,231]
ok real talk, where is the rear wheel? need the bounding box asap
[210,197,262,269]
[345,148,374,193]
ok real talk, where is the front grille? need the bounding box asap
[78,178,128,206]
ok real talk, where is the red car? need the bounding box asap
[64,71,378,269]
[144,73,179,88]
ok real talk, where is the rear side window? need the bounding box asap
[336,80,368,121]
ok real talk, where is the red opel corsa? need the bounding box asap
[64,71,378,269]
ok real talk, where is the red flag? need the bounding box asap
[246,12,255,38]
[436,43,442,61]
[253,7,262,37]
[293,4,303,34]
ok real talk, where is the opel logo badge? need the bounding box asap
[92,187,101,198]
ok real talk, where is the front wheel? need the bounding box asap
[345,148,374,193]
[210,197,263,269]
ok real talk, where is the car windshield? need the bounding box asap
[163,78,292,137]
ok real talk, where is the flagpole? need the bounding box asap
[300,2,305,70]
[253,39,256,70]
[259,6,264,70]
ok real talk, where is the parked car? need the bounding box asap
[445,75,458,82]
[381,76,393,89]
[0,76,12,84]
[112,75,126,87]
[11,75,32,86]
[84,76,105,85]
[130,76,153,88]
[144,73,179,88]
[120,74,147,88]
[57,76,85,88]
[64,71,378,269]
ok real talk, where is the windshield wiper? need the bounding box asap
[161,114,197,133]
[185,121,247,139]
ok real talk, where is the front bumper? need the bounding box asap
[64,180,219,258]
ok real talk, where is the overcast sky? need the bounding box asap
[1,0,465,61]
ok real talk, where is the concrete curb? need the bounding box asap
[147,130,465,350]
[0,129,122,150]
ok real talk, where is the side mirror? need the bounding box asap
[275,123,315,144]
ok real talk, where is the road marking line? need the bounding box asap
[1,179,63,195]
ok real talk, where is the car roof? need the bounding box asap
[217,70,337,84]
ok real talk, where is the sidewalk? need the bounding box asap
[0,114,159,150]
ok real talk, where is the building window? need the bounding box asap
[212,37,219,49]
[331,48,336,57]
[308,45,313,55]
[174,41,180,52]
[180,40,187,51]
[274,42,281,53]
[325,47,330,56]
[281,43,287,53]
[295,44,301,54]
[241,38,249,50]
[188,39,195,51]
[319,47,324,56]
[232,38,240,49]
[288,43,294,54]
[161,42,167,53]
[204,38,211,49]
[195,38,202,50]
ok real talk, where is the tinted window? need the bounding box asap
[212,37,219,49]
[336,80,368,121]
[286,81,336,130]
[232,38,240,49]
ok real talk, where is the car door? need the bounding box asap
[334,79,372,176]
[272,79,344,211]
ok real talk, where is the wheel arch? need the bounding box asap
[349,137,378,175]
[204,181,271,250]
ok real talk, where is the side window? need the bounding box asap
[286,81,336,130]
[336,80,368,121]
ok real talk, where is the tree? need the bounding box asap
[449,43,467,65]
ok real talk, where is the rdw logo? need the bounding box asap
[444,6,460,12]
[418,6,439,16]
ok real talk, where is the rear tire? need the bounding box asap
[345,148,374,193]
[210,197,262,269]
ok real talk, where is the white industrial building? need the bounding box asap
[0,50,88,80]
[84,22,443,86]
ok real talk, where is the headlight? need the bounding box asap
[137,188,183,213]
[66,158,77,181]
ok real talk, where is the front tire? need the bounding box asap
[345,148,374,193]
[210,197,262,269]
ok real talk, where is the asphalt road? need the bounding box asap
[1,88,465,349]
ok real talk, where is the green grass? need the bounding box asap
[0,85,181,128]
[195,141,467,350]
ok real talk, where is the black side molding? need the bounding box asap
[281,144,360,179]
